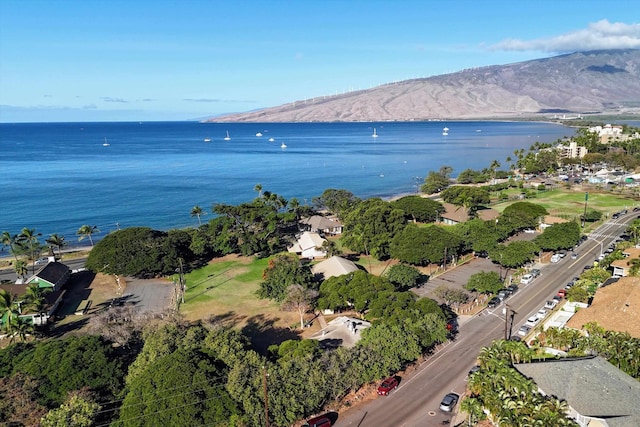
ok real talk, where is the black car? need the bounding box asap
[487,297,501,308]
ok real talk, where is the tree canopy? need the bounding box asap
[534,221,581,251]
[390,224,463,266]
[391,196,444,223]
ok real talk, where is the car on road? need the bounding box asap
[536,308,548,319]
[545,300,558,309]
[439,393,459,412]
[487,297,501,308]
[520,274,534,285]
[524,228,535,233]
[507,284,519,294]
[302,415,332,427]
[557,289,567,298]
[34,257,50,265]
[550,253,561,263]
[530,268,541,278]
[517,325,532,336]
[525,316,540,327]
[377,377,399,396]
[571,252,578,259]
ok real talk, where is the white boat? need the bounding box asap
[256,132,263,137]
[372,128,378,138]
[224,131,231,141]
[280,142,287,148]
[442,127,449,136]
[203,138,212,142]
[268,137,275,142]
[102,137,110,146]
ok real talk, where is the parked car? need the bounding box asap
[377,377,399,396]
[507,284,519,294]
[524,228,535,233]
[525,316,540,327]
[487,297,501,308]
[536,308,548,319]
[557,289,567,298]
[520,274,534,285]
[550,254,561,263]
[303,415,332,427]
[468,365,481,376]
[530,269,541,278]
[571,252,578,259]
[439,393,460,412]
[545,300,558,309]
[517,325,531,337]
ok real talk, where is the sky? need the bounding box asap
[1,0,640,123]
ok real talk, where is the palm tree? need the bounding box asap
[0,289,21,336]
[24,283,51,314]
[489,159,501,184]
[1,231,19,261]
[77,225,99,247]
[14,260,28,282]
[190,205,205,226]
[17,228,42,273]
[45,233,67,259]
[461,396,485,425]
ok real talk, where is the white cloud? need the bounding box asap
[491,20,640,53]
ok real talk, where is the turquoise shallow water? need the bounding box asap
[0,120,572,245]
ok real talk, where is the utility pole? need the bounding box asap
[263,367,270,427]
[504,304,516,340]
[582,192,589,228]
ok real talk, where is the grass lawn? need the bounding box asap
[178,254,311,352]
[492,187,636,221]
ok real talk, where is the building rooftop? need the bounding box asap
[515,356,640,427]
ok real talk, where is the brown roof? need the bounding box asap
[566,277,640,338]
[440,202,499,223]
[622,247,640,258]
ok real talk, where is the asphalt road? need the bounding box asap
[333,211,638,427]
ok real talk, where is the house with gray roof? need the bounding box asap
[311,256,359,281]
[287,231,327,259]
[300,215,343,235]
[515,356,640,427]
[27,261,71,291]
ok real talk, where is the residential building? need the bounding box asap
[311,256,359,281]
[300,215,343,235]
[515,356,640,427]
[566,277,640,338]
[439,202,499,225]
[287,231,327,259]
[556,141,587,159]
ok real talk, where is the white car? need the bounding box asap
[536,308,548,319]
[517,325,531,336]
[545,300,558,309]
[520,274,534,285]
[524,228,535,234]
[525,316,540,327]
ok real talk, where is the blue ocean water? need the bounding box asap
[0,121,572,246]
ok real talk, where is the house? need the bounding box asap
[439,202,499,225]
[515,356,640,427]
[0,283,66,326]
[611,248,640,277]
[566,277,640,338]
[287,231,327,259]
[311,256,359,281]
[25,261,71,291]
[300,215,343,235]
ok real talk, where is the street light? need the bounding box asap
[412,176,422,194]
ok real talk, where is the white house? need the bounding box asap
[288,231,327,259]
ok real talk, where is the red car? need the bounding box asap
[377,377,399,395]
[557,289,567,298]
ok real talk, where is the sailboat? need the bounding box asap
[442,127,449,136]
[224,131,231,141]
[372,128,378,138]
[203,137,212,142]
[268,137,275,142]
[256,132,263,137]
[102,137,110,147]
[280,141,287,149]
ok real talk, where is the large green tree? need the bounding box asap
[421,166,452,194]
[312,188,360,219]
[465,271,504,294]
[341,198,406,260]
[391,196,444,223]
[390,224,463,266]
[534,221,581,251]
[258,253,314,302]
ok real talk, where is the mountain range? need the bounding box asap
[207,49,640,123]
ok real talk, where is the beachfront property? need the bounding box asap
[299,215,343,236]
[287,231,328,259]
